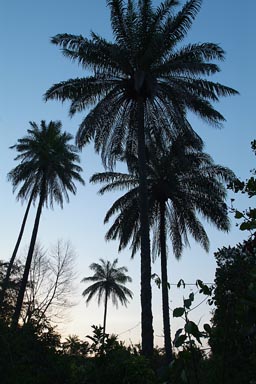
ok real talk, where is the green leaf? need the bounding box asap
[203,323,211,334]
[235,210,243,219]
[189,292,194,302]
[248,208,256,219]
[174,334,187,348]
[202,285,211,295]
[196,280,212,295]
[177,279,186,288]
[173,307,185,317]
[185,320,198,334]
[184,299,192,309]
[246,177,256,196]
[185,321,202,344]
[174,328,183,345]
[240,222,251,231]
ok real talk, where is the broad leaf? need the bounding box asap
[174,328,183,344]
[203,323,211,334]
[184,298,192,309]
[185,321,202,344]
[235,210,243,219]
[173,307,185,317]
[189,292,194,302]
[174,334,187,348]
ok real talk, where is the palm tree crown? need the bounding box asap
[45,0,238,165]
[82,258,133,307]
[8,120,84,208]
[91,134,234,258]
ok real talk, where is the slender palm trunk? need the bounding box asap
[0,193,34,307]
[12,192,44,327]
[102,289,108,353]
[137,99,154,357]
[160,201,173,363]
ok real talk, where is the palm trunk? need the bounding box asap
[137,99,154,357]
[0,193,34,307]
[12,191,44,327]
[102,289,108,353]
[160,200,173,363]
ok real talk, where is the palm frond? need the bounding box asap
[166,0,202,44]
[107,0,129,46]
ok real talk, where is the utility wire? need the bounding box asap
[169,283,214,286]
[117,321,141,336]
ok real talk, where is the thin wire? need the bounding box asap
[117,321,141,336]
[188,296,209,313]
[170,283,214,286]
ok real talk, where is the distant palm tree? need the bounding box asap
[62,335,89,357]
[11,120,84,326]
[90,133,235,362]
[82,258,133,346]
[45,0,238,356]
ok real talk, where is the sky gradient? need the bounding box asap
[1,0,255,346]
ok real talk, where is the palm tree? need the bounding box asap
[45,0,238,355]
[62,335,89,357]
[0,192,34,308]
[81,258,133,347]
[10,120,85,326]
[90,133,235,362]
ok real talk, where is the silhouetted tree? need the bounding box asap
[0,260,23,324]
[91,132,234,362]
[210,240,256,384]
[11,121,84,326]
[82,258,133,347]
[22,240,76,326]
[45,0,237,355]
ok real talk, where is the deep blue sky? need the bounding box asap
[1,0,255,344]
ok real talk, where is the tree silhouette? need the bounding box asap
[82,258,133,347]
[45,0,237,355]
[91,132,234,361]
[10,121,84,326]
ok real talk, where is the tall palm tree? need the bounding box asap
[90,133,235,362]
[81,258,133,347]
[0,192,34,308]
[10,120,85,326]
[45,0,238,355]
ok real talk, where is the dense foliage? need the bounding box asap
[0,321,159,384]
[209,239,256,384]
